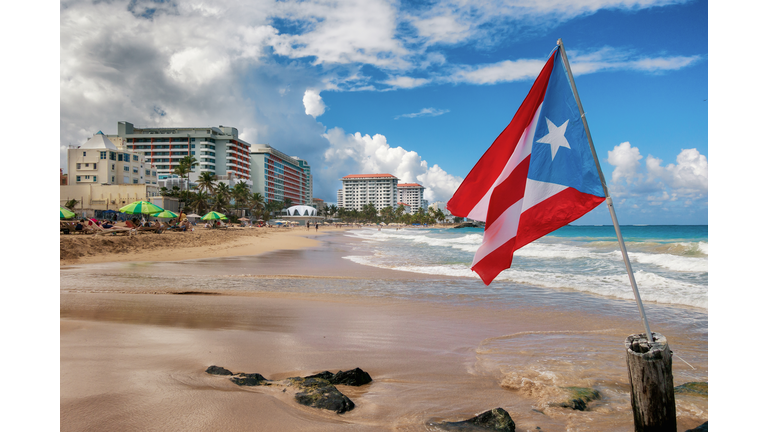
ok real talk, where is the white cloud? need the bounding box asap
[320,127,463,203]
[382,76,431,89]
[303,89,327,117]
[395,108,449,119]
[646,148,708,193]
[607,141,643,184]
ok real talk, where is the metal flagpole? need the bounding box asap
[556,39,654,341]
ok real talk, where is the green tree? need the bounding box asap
[283,197,293,209]
[232,181,250,216]
[197,171,217,195]
[64,199,78,211]
[189,190,209,215]
[379,206,394,224]
[329,204,338,220]
[248,192,265,218]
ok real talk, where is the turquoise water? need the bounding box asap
[343,225,708,310]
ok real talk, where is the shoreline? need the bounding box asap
[60,226,350,266]
[60,226,708,431]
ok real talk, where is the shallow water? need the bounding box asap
[61,229,708,431]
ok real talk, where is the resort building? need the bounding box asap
[61,131,160,216]
[397,202,412,214]
[397,183,427,214]
[339,174,399,212]
[111,121,252,187]
[429,201,454,221]
[337,189,343,208]
[66,131,158,187]
[250,144,311,205]
[295,158,313,206]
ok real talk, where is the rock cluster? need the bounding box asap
[429,407,516,431]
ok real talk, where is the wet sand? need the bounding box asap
[60,230,708,431]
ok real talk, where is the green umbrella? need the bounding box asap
[201,211,228,220]
[151,210,179,219]
[60,207,76,219]
[119,200,164,215]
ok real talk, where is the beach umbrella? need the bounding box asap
[238,217,250,221]
[60,207,76,219]
[186,213,201,219]
[119,200,164,215]
[201,211,228,221]
[151,210,179,219]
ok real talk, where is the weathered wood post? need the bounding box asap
[625,332,676,432]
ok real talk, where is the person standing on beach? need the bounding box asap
[306,221,310,231]
[315,223,319,232]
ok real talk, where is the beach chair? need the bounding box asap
[92,223,133,236]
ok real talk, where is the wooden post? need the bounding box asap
[625,333,676,431]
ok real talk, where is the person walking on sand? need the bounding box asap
[315,223,319,232]
[306,221,310,231]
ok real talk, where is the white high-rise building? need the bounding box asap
[397,183,426,214]
[339,174,399,211]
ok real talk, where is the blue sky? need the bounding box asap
[57,0,709,224]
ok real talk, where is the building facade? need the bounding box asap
[397,183,427,214]
[294,158,313,205]
[250,144,310,205]
[112,121,252,187]
[339,174,399,212]
[67,132,158,187]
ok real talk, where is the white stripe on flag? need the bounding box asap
[522,180,568,213]
[466,103,543,222]
[472,198,524,267]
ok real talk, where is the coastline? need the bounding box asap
[60,226,348,266]
[60,227,708,431]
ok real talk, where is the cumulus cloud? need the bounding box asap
[319,127,463,203]
[303,89,327,117]
[607,142,643,184]
[605,142,707,209]
[395,108,449,119]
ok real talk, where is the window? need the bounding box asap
[76,176,81,182]
[100,151,106,159]
[83,151,86,156]
[76,163,81,169]
[110,152,115,160]
[118,154,123,162]
[111,176,115,183]
[93,176,97,182]
[146,169,150,175]
[133,155,139,161]
[124,166,129,171]
[85,175,90,180]
[111,164,115,170]
[133,167,138,173]
[125,154,130,160]
[152,171,156,176]
[133,178,138,184]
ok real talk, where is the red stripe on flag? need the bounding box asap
[516,188,606,249]
[447,53,556,218]
[471,188,605,285]
[486,156,530,227]
[472,236,517,285]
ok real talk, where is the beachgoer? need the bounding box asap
[315,223,319,231]
[306,221,310,231]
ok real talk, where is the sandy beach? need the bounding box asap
[60,227,708,431]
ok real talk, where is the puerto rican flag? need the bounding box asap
[447,47,606,285]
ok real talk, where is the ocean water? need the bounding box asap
[343,225,708,310]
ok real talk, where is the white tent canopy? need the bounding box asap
[285,205,317,217]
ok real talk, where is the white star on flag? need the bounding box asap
[536,118,571,160]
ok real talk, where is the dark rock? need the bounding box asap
[675,382,708,396]
[307,368,372,386]
[205,365,233,376]
[304,371,335,381]
[289,377,355,414]
[454,222,481,229]
[230,373,270,386]
[430,407,515,431]
[552,387,601,411]
[685,421,707,432]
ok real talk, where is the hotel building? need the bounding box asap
[397,183,427,214]
[339,174,399,212]
[111,121,252,186]
[250,144,310,205]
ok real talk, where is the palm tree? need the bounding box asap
[211,192,229,213]
[189,190,209,215]
[329,204,338,220]
[197,171,217,195]
[248,192,265,218]
[283,197,293,209]
[64,199,78,211]
[232,181,250,217]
